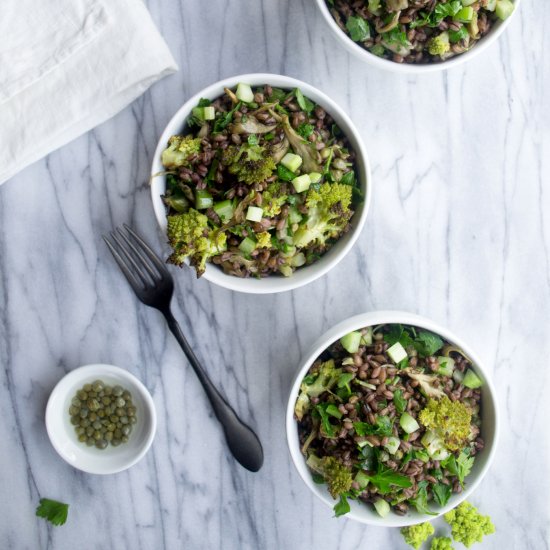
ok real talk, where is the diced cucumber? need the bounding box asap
[454,6,474,22]
[195,189,213,209]
[387,342,407,364]
[288,206,302,225]
[400,412,420,434]
[437,356,455,377]
[421,431,450,460]
[309,172,322,184]
[292,174,311,193]
[246,206,263,222]
[340,331,362,353]
[463,369,483,389]
[384,436,400,455]
[453,369,465,384]
[462,0,476,5]
[495,0,514,20]
[213,200,235,222]
[192,106,216,121]
[236,83,254,103]
[374,498,390,518]
[291,253,306,267]
[239,237,256,255]
[281,153,303,173]
[354,471,370,489]
[486,0,497,10]
[361,327,373,346]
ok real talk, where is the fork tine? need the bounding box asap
[109,231,150,288]
[123,224,169,277]
[103,235,143,292]
[115,227,159,282]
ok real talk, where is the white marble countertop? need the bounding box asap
[0,1,548,549]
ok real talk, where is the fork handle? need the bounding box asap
[162,309,264,472]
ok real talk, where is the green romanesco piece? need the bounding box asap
[400,522,435,549]
[307,454,353,499]
[222,143,276,185]
[256,231,272,249]
[161,135,202,169]
[419,396,472,451]
[428,32,450,56]
[261,182,288,217]
[444,501,495,548]
[430,537,454,550]
[292,182,353,248]
[167,209,226,277]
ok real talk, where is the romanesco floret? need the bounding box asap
[222,143,276,185]
[161,135,202,169]
[444,501,495,548]
[419,396,472,451]
[261,183,288,217]
[294,359,342,420]
[256,231,272,249]
[292,183,353,248]
[428,32,450,56]
[306,454,352,499]
[167,209,227,277]
[400,522,435,549]
[430,537,454,550]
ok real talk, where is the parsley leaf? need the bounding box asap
[381,27,410,47]
[366,466,412,494]
[213,102,242,133]
[433,482,452,507]
[277,164,295,182]
[36,498,69,526]
[315,403,338,437]
[384,324,414,348]
[247,134,259,146]
[333,494,351,517]
[433,1,462,23]
[294,88,315,115]
[354,416,393,437]
[409,481,437,515]
[442,450,475,485]
[413,331,444,357]
[449,26,469,43]
[393,389,407,415]
[197,97,212,107]
[296,123,315,139]
[340,171,356,186]
[346,16,370,42]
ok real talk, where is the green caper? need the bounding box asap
[87,398,101,411]
[70,380,136,450]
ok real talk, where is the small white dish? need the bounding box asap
[46,364,156,475]
[314,0,521,73]
[286,311,499,526]
[150,73,371,294]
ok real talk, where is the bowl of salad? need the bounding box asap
[150,74,370,293]
[286,311,498,526]
[315,0,520,72]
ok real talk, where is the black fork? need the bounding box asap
[103,224,263,472]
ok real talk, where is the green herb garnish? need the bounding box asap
[36,498,69,526]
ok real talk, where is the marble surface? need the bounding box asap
[0,1,548,549]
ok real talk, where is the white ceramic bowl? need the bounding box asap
[314,0,521,73]
[46,364,156,475]
[150,73,371,294]
[286,311,498,526]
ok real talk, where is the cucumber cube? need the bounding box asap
[436,356,455,377]
[495,0,514,20]
[309,172,322,184]
[236,83,254,103]
[387,342,407,364]
[400,412,420,434]
[340,331,362,353]
[292,174,311,193]
[374,499,390,518]
[384,436,400,455]
[246,206,263,222]
[239,237,256,255]
[281,153,303,173]
[463,369,483,389]
[202,106,215,120]
[454,6,474,22]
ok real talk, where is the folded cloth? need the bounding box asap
[0,0,177,185]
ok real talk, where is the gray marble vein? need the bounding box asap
[0,0,549,548]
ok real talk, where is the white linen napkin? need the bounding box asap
[0,0,177,185]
